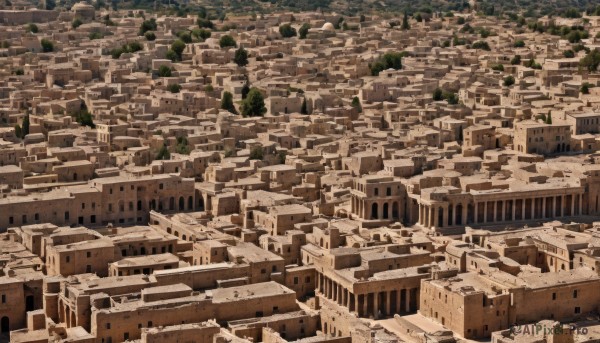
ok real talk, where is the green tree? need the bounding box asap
[111,47,124,59]
[491,64,504,71]
[241,83,250,99]
[233,46,249,67]
[433,88,444,101]
[472,41,490,51]
[511,55,521,65]
[503,75,516,87]
[240,88,266,117]
[219,35,237,48]
[167,84,181,93]
[581,83,591,94]
[300,98,307,114]
[139,18,157,36]
[197,17,214,29]
[88,32,103,40]
[22,114,30,137]
[221,91,237,114]
[546,113,552,124]
[171,39,186,60]
[370,52,405,76]
[192,28,211,40]
[72,18,83,29]
[72,110,95,128]
[249,145,263,160]
[156,144,170,160]
[166,49,178,62]
[144,31,156,41]
[40,39,54,52]
[401,12,410,30]
[175,136,190,154]
[177,31,192,43]
[26,23,38,33]
[514,40,525,47]
[445,92,459,104]
[277,150,287,164]
[580,50,600,72]
[158,65,172,77]
[279,23,297,38]
[351,96,362,113]
[299,23,310,39]
[563,50,575,58]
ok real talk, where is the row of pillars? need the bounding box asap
[418,194,583,228]
[351,196,401,220]
[317,273,416,319]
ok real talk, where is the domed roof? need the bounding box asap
[322,22,335,31]
[72,2,94,10]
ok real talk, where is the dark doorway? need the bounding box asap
[1,316,9,333]
[26,296,34,312]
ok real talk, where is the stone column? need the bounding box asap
[531,198,535,219]
[474,202,479,224]
[442,205,449,228]
[571,195,575,216]
[512,200,516,221]
[396,289,402,314]
[483,202,488,223]
[579,194,583,215]
[429,206,435,228]
[374,292,379,318]
[385,291,392,315]
[542,197,546,218]
[462,203,468,225]
[502,200,506,221]
[494,201,498,222]
[363,294,369,317]
[354,293,360,314]
[451,204,457,226]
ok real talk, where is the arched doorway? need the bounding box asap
[383,203,389,219]
[169,197,175,211]
[179,197,184,211]
[188,196,193,210]
[198,196,205,211]
[1,316,9,333]
[371,203,378,219]
[392,201,399,219]
[456,204,463,225]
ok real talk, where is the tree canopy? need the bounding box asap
[240,88,266,117]
[233,46,249,67]
[279,23,297,38]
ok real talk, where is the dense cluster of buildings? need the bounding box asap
[0,1,600,343]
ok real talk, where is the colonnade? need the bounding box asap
[316,273,417,319]
[351,196,402,220]
[416,193,584,228]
